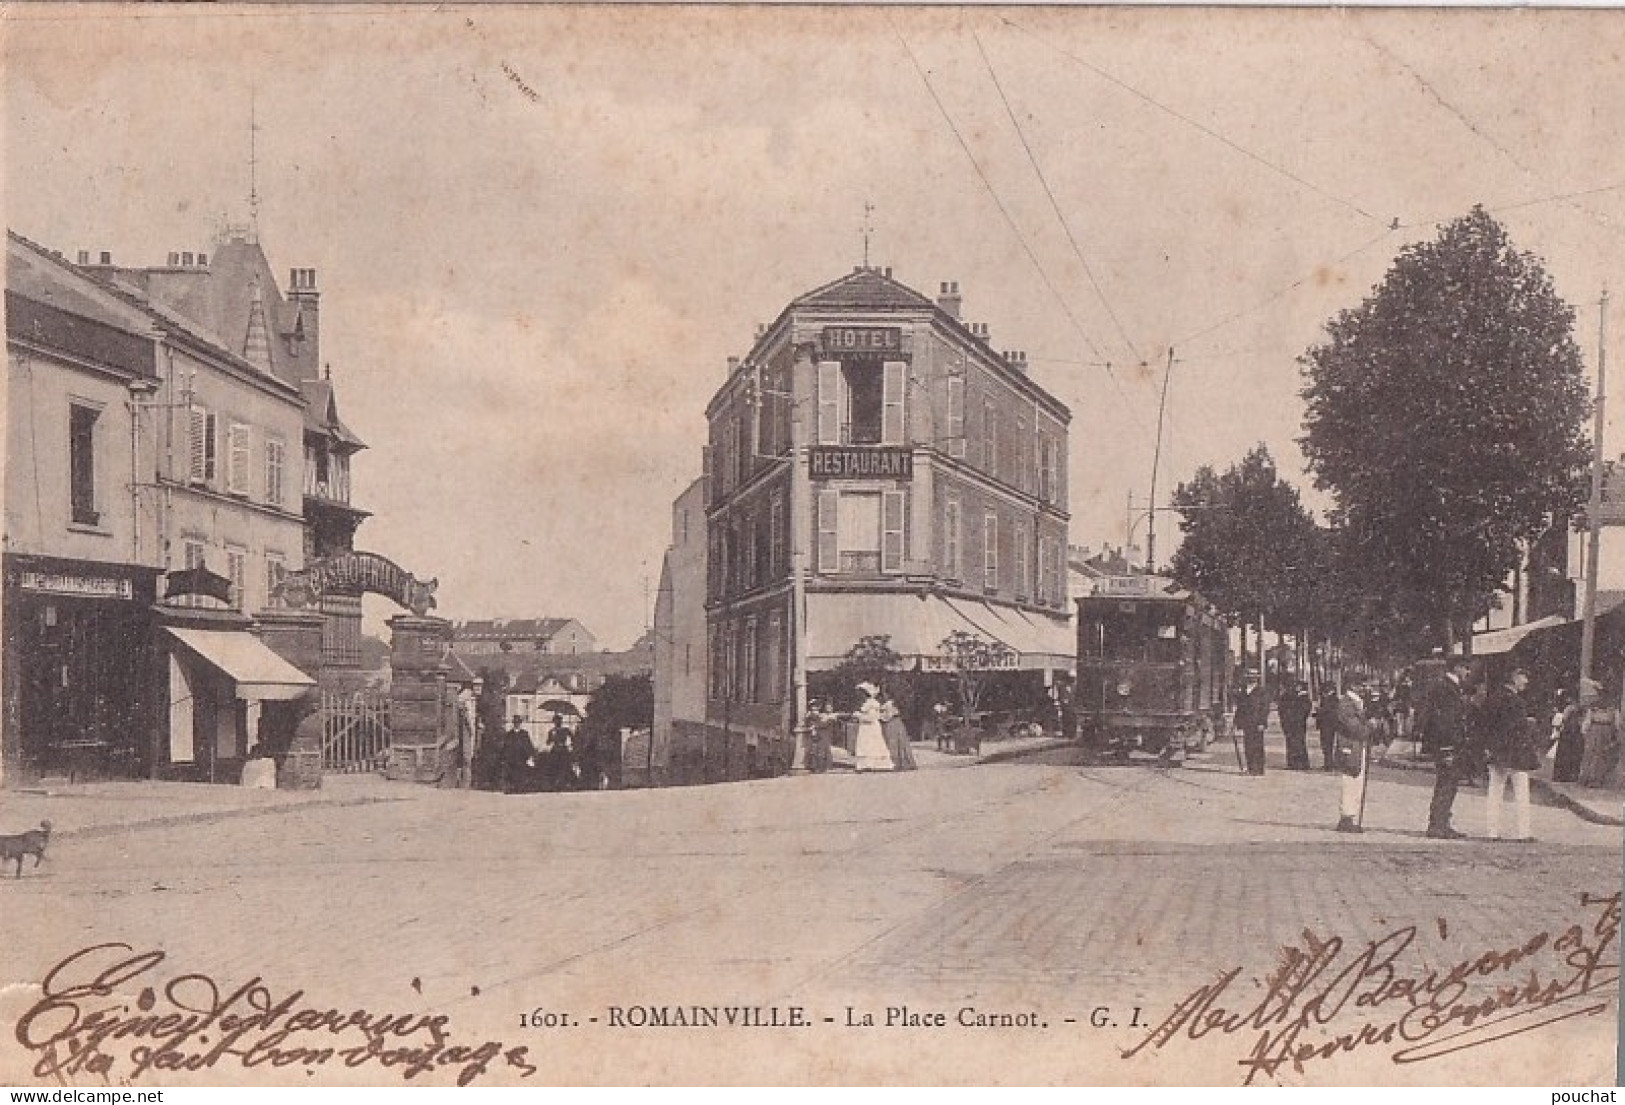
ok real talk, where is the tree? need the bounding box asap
[582,673,654,737]
[936,630,1015,720]
[822,634,904,710]
[1300,207,1591,651]
[1168,445,1320,670]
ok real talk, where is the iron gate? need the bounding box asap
[322,690,392,773]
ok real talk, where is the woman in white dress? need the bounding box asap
[852,683,893,772]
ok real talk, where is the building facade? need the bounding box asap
[2,227,368,787]
[652,477,709,783]
[700,267,1072,778]
[452,618,597,657]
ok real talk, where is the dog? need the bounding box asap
[0,820,51,878]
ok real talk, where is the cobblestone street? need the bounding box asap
[2,744,1619,1086]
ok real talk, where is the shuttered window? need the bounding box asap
[1015,522,1030,598]
[944,498,961,580]
[817,361,841,445]
[984,511,999,591]
[946,377,965,458]
[816,489,839,574]
[882,360,906,444]
[227,423,251,495]
[882,490,906,573]
[265,437,286,506]
[188,406,217,484]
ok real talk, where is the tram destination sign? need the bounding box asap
[821,326,902,355]
[809,446,913,480]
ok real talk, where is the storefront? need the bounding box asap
[2,553,161,784]
[155,603,317,784]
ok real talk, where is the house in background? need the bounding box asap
[452,617,596,656]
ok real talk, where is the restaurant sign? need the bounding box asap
[20,570,133,599]
[821,326,903,355]
[809,446,913,480]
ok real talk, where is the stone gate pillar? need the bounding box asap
[253,608,327,790]
[387,614,453,783]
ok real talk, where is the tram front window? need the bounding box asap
[1086,605,1183,661]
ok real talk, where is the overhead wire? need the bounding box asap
[889,17,1144,423]
[1169,226,1399,352]
[973,28,1143,367]
[1000,15,1387,229]
[1352,27,1625,241]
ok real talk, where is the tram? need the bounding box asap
[1074,576,1228,761]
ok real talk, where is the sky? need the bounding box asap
[6,5,1625,648]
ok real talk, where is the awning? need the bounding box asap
[166,627,317,700]
[805,593,1071,672]
[1467,615,1567,656]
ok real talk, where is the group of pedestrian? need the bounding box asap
[1237,660,1563,842]
[807,682,921,773]
[498,714,605,793]
[1340,657,1548,841]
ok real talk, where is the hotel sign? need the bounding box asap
[821,326,902,355]
[21,571,133,599]
[809,446,913,480]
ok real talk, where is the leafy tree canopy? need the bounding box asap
[1299,207,1590,646]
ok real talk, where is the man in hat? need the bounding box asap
[500,715,534,794]
[1419,655,1474,839]
[1333,675,1375,833]
[1233,670,1271,775]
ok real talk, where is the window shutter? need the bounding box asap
[944,499,960,580]
[816,489,839,574]
[985,511,999,590]
[188,406,208,483]
[228,423,251,495]
[946,378,965,458]
[882,490,905,572]
[882,360,906,444]
[817,361,841,445]
[984,400,998,478]
[1037,538,1050,606]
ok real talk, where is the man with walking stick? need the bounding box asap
[1334,674,1375,834]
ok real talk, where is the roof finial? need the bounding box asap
[861,199,875,270]
[325,361,332,381]
[248,85,260,241]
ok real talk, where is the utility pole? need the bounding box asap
[787,343,814,771]
[1581,290,1609,686]
[1146,347,1175,574]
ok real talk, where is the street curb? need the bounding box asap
[1530,778,1625,828]
[50,792,410,841]
[977,738,1073,765]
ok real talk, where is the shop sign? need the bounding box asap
[821,326,902,355]
[20,570,133,599]
[919,652,1020,672]
[1097,575,1157,597]
[809,446,913,480]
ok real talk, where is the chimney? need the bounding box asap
[285,267,321,382]
[727,356,740,376]
[755,323,766,340]
[883,266,892,279]
[937,281,962,320]
[1006,350,1028,374]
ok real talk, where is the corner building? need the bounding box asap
[703,268,1071,778]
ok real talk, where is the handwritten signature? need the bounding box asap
[14,943,538,1086]
[1123,891,1621,1084]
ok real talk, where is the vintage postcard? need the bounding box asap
[2,3,1622,1088]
